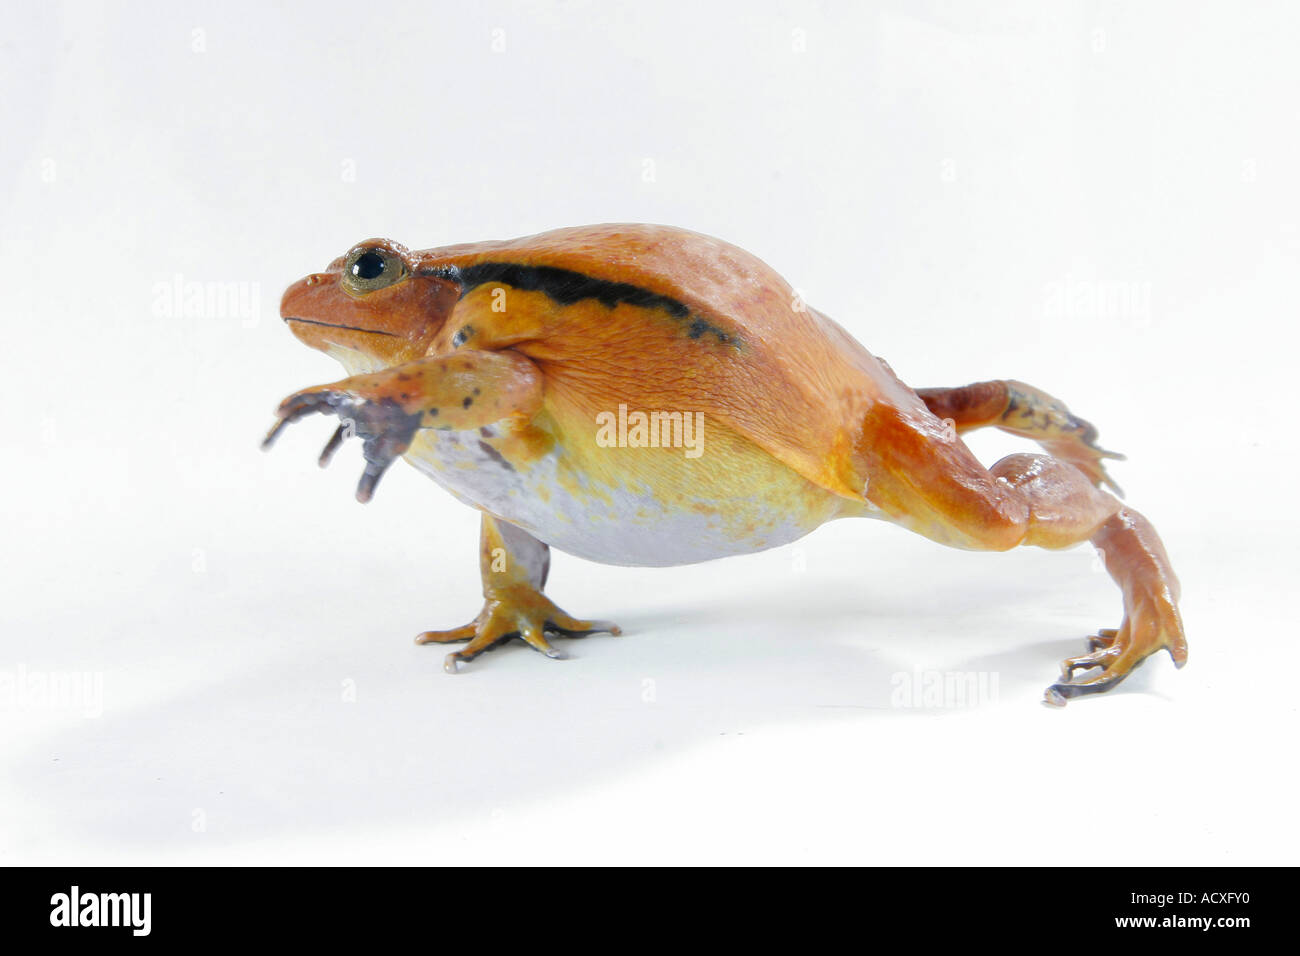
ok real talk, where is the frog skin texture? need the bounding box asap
[263,224,1186,705]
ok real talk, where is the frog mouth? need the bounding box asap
[283,316,399,337]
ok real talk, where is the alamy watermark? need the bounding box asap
[0,664,103,718]
[151,273,261,327]
[890,670,999,709]
[1043,274,1151,322]
[50,886,150,936]
[595,404,704,458]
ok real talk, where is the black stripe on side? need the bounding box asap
[418,262,736,346]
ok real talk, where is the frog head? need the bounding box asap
[280,238,461,372]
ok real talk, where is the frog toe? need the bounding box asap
[1086,627,1119,651]
[1044,593,1186,705]
[545,612,622,637]
[414,623,478,645]
[1061,641,1123,679]
[262,380,422,503]
[439,617,518,673]
[421,591,618,672]
[439,623,568,672]
[317,424,348,467]
[519,624,569,660]
[1044,667,1133,705]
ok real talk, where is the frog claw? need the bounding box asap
[560,619,623,637]
[520,625,569,660]
[1087,627,1119,651]
[261,388,341,450]
[1044,668,1132,705]
[355,462,385,503]
[415,624,478,645]
[263,383,422,504]
[418,589,620,672]
[1045,597,1186,705]
[261,417,292,450]
[318,424,347,467]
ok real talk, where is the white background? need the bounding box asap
[2,0,1296,865]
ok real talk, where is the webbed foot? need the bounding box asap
[417,587,621,673]
[1044,580,1187,705]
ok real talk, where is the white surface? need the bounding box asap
[1,0,1297,865]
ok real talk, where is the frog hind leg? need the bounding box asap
[915,379,1126,495]
[416,514,621,673]
[1048,507,1186,703]
[864,406,1186,704]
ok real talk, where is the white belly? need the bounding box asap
[401,416,847,567]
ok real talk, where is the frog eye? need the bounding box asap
[342,246,408,294]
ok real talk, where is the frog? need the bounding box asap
[263,223,1186,705]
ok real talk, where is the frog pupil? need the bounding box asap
[353,251,386,280]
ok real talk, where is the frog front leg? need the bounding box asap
[262,350,543,502]
[415,514,621,673]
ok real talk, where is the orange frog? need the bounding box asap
[263,224,1186,704]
